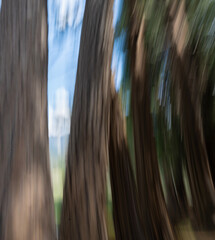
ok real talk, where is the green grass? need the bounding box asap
[51,165,64,227]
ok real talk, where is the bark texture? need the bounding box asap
[109,87,143,240]
[0,0,56,239]
[166,1,215,229]
[128,4,175,239]
[59,0,114,239]
[170,45,215,229]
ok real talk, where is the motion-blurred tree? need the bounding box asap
[0,0,56,239]
[109,85,143,240]
[2,0,215,239]
[116,0,215,235]
[128,3,176,239]
[59,0,114,239]
[166,0,215,229]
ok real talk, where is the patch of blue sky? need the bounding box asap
[112,30,126,91]
[48,27,81,108]
[112,0,125,91]
[113,0,123,29]
[48,0,85,110]
[48,0,125,111]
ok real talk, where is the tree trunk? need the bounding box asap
[0,0,56,240]
[128,9,175,239]
[170,46,215,229]
[166,0,215,229]
[109,87,143,240]
[59,0,114,239]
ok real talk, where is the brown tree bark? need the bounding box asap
[0,0,56,240]
[170,46,215,229]
[59,0,114,239]
[127,5,176,239]
[166,0,215,229]
[109,87,143,240]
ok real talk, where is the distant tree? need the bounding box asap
[0,0,56,239]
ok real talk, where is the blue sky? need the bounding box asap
[48,0,125,111]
